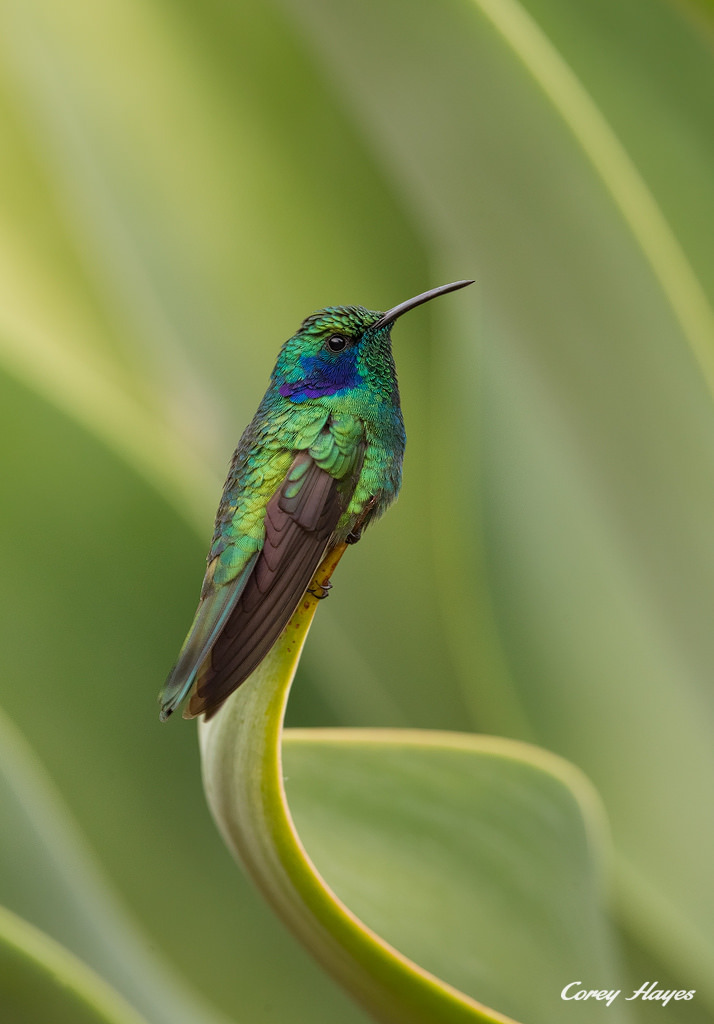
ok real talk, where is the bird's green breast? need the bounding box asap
[207,394,403,588]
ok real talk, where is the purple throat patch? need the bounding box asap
[279,349,362,402]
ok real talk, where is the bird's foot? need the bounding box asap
[346,496,376,545]
[308,580,333,600]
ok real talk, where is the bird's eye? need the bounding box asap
[326,335,347,352]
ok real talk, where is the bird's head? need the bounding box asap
[272,281,473,405]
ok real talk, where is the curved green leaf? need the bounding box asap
[284,730,630,1024]
[0,707,230,1024]
[469,0,714,386]
[200,552,625,1024]
[200,555,506,1024]
[0,904,149,1024]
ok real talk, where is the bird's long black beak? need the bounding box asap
[374,279,474,329]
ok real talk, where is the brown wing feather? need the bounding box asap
[186,452,346,719]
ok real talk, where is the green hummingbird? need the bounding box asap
[159,279,473,721]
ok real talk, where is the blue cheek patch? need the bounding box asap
[279,349,363,401]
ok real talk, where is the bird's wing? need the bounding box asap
[185,444,358,720]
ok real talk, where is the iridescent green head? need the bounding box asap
[273,280,473,404]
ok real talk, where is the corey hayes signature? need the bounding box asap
[561,981,695,1007]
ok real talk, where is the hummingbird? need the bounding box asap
[159,280,473,721]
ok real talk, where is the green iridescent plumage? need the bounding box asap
[159,281,473,721]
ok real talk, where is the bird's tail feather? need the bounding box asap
[158,554,259,720]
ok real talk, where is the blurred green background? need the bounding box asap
[0,0,712,1021]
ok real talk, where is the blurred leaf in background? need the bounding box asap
[0,0,712,1021]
